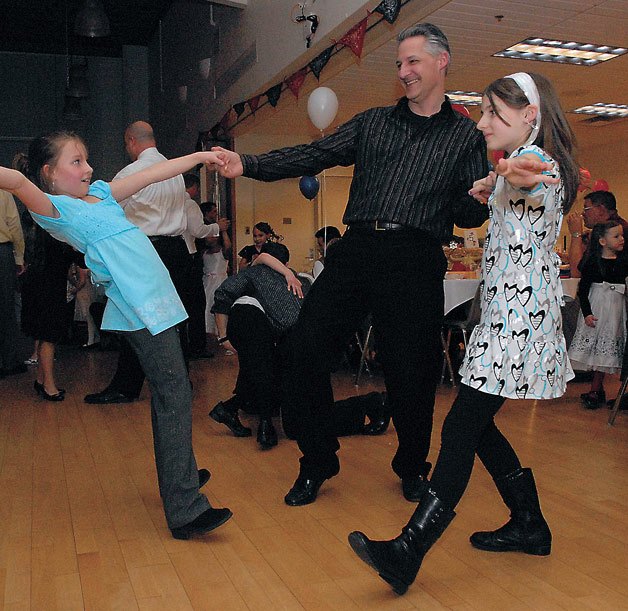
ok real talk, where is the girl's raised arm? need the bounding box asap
[0,167,55,216]
[109,151,223,203]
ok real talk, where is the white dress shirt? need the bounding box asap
[182,197,220,254]
[113,147,187,237]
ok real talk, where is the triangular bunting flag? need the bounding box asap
[219,109,233,134]
[285,68,308,98]
[248,95,261,114]
[266,82,283,107]
[233,101,246,117]
[338,16,368,58]
[374,0,401,24]
[309,46,334,80]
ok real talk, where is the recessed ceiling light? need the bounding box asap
[493,37,627,66]
[446,91,483,105]
[572,103,628,118]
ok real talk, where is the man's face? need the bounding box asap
[316,236,325,254]
[582,199,610,229]
[396,36,448,111]
[124,133,137,161]
[187,184,200,201]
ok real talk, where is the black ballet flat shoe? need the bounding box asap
[362,392,391,436]
[198,468,211,488]
[170,507,233,540]
[84,389,137,404]
[284,475,328,506]
[209,401,252,437]
[257,418,278,450]
[581,390,605,410]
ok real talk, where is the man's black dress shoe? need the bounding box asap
[84,389,137,404]
[198,468,211,488]
[257,418,278,449]
[209,401,252,437]
[284,475,327,506]
[363,392,391,435]
[170,506,233,540]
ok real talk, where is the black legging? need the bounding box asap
[429,384,522,509]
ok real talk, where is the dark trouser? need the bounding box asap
[187,255,208,354]
[282,227,446,480]
[123,326,210,529]
[106,235,190,397]
[429,384,521,509]
[227,304,281,420]
[0,242,19,369]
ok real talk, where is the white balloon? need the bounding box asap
[307,86,339,131]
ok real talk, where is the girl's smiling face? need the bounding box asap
[477,94,535,154]
[253,227,269,246]
[45,139,93,198]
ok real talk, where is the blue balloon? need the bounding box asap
[299,175,320,200]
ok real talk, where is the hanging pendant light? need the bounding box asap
[74,0,111,38]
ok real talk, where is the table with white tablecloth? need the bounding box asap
[444,278,579,315]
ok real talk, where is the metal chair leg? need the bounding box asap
[441,329,456,387]
[354,325,373,386]
[608,376,628,425]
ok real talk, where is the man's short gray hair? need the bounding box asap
[397,23,451,71]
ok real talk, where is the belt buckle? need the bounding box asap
[374,220,386,231]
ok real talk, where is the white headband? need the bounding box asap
[506,72,541,146]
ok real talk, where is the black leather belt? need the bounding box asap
[148,235,183,243]
[350,220,409,232]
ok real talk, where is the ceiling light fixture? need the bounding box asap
[74,0,111,38]
[493,37,627,66]
[446,91,483,105]
[572,103,628,118]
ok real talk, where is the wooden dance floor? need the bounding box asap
[1,345,627,609]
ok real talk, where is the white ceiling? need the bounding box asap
[231,0,628,149]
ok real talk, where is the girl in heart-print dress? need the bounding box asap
[348,72,581,596]
[459,143,574,400]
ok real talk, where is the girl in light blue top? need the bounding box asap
[1,131,232,540]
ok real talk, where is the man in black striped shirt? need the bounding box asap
[215,23,489,506]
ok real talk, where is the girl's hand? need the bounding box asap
[197,151,224,169]
[469,171,497,204]
[495,156,559,190]
[286,273,303,298]
[584,314,597,328]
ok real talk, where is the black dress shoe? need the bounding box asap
[198,468,211,488]
[284,475,327,506]
[170,506,233,540]
[257,418,278,449]
[84,389,137,404]
[209,401,252,437]
[363,392,391,435]
[401,476,428,502]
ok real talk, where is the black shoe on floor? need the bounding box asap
[284,475,328,506]
[362,392,391,435]
[257,418,278,449]
[606,396,628,411]
[170,507,233,540]
[209,401,252,437]
[84,389,137,404]
[198,468,211,488]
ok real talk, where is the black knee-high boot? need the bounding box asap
[470,467,551,555]
[348,489,455,595]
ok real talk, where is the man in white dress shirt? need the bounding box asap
[84,121,223,404]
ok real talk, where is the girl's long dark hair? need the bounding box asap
[254,221,283,242]
[484,73,579,213]
[578,220,621,276]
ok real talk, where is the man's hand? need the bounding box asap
[217,217,230,232]
[468,171,497,204]
[495,155,559,190]
[212,147,244,179]
[566,212,583,235]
